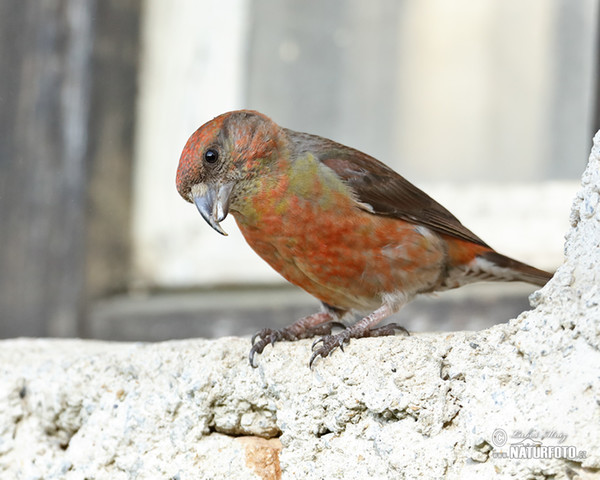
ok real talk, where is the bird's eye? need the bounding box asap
[204,148,219,164]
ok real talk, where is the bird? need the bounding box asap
[175,110,553,367]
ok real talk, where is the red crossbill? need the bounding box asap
[176,110,552,367]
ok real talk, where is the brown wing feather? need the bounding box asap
[286,129,489,247]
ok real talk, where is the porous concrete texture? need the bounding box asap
[2,143,600,479]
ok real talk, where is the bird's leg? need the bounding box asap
[309,304,409,367]
[249,311,345,367]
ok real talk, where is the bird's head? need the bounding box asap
[176,110,282,235]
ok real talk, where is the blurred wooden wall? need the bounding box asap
[0,0,140,337]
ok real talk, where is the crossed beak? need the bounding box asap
[191,182,235,236]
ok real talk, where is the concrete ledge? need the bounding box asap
[2,140,600,479]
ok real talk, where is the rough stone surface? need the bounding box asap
[2,142,600,479]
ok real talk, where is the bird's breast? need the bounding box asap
[230,155,447,310]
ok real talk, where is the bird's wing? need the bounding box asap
[286,129,489,247]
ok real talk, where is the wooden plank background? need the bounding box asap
[0,0,140,337]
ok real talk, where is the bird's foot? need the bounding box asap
[249,315,344,367]
[309,322,409,367]
[362,322,409,337]
[309,330,352,367]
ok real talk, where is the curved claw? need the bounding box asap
[251,330,262,345]
[249,348,259,368]
[311,337,324,350]
[248,328,277,368]
[309,350,321,369]
[249,340,267,368]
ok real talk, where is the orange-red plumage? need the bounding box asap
[176,110,553,366]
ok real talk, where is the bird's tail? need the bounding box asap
[441,249,554,290]
[477,251,553,287]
